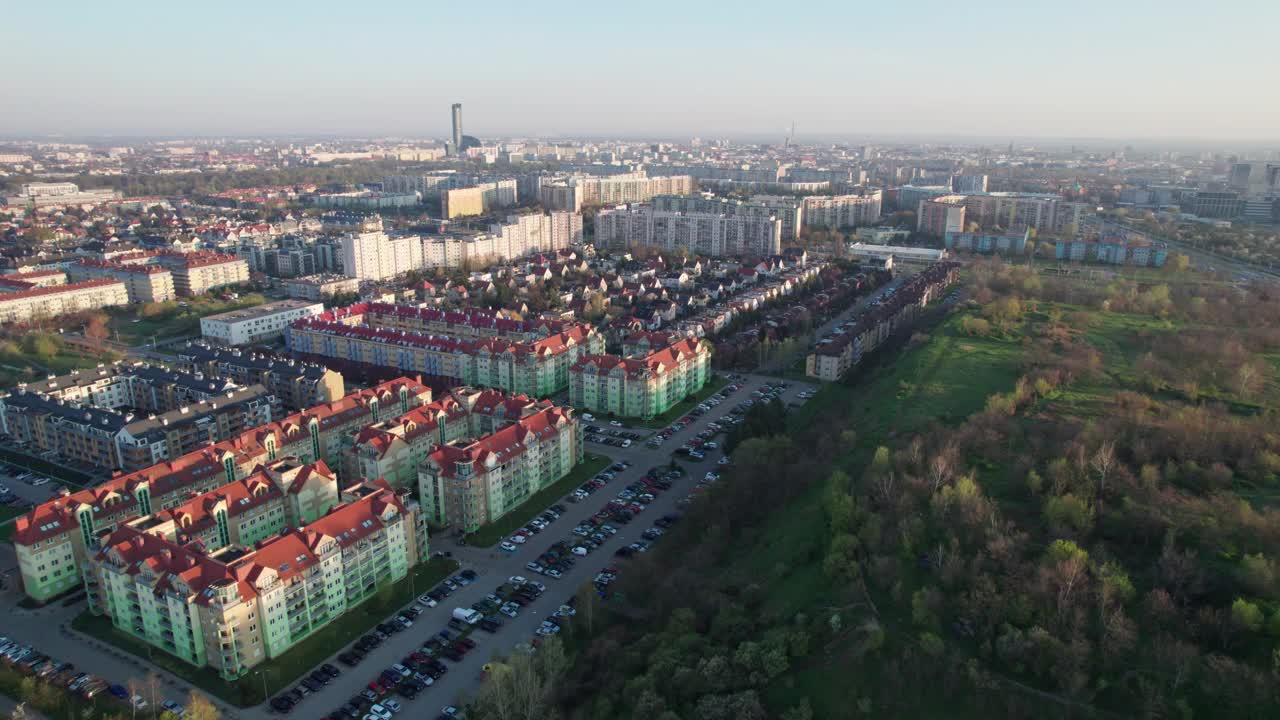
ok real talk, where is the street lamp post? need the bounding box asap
[256,669,268,703]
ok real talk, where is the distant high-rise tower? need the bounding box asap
[451,103,463,154]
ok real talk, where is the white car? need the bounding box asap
[556,604,577,617]
[416,593,437,608]
[582,414,595,422]
[31,477,49,486]
[508,575,528,586]
[571,546,588,557]
[499,541,518,552]
[509,534,526,544]
[367,705,394,720]
[609,420,624,427]
[381,699,402,713]
[500,605,519,618]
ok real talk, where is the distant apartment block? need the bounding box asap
[653,194,804,242]
[418,404,580,532]
[68,260,176,303]
[0,279,130,324]
[285,274,360,301]
[3,182,119,207]
[595,205,783,257]
[569,335,710,419]
[918,196,968,237]
[944,228,1030,255]
[200,300,326,346]
[539,183,584,213]
[801,191,883,229]
[340,231,424,281]
[544,175,693,206]
[286,302,604,396]
[0,270,66,290]
[1053,239,1168,267]
[443,180,518,219]
[423,212,582,269]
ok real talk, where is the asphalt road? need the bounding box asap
[0,373,817,720]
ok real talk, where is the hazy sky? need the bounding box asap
[4,0,1278,141]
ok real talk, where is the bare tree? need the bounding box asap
[1090,441,1117,499]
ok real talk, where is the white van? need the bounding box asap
[452,608,482,625]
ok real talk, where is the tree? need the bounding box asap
[85,312,111,350]
[1090,441,1117,500]
[1231,598,1264,633]
[185,691,220,720]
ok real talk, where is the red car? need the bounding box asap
[456,637,477,650]
[367,682,387,696]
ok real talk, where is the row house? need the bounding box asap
[176,343,346,413]
[806,262,960,382]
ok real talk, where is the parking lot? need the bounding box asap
[0,373,817,720]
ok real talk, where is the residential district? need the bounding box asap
[0,112,1276,719]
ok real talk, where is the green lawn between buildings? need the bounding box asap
[464,453,612,548]
[631,374,730,429]
[72,555,458,708]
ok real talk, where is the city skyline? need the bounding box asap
[3,0,1278,141]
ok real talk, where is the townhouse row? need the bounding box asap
[806,262,961,382]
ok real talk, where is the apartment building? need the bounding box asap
[0,377,274,472]
[177,343,345,412]
[1053,239,1168,267]
[539,183,584,213]
[801,191,883,229]
[595,205,782,257]
[918,196,968,237]
[418,405,580,532]
[569,336,710,419]
[340,231,424,281]
[0,279,129,324]
[9,376,432,603]
[157,252,250,296]
[199,300,326,346]
[488,212,582,256]
[443,180,518,219]
[806,262,959,381]
[284,274,360,301]
[653,194,805,242]
[68,260,176,303]
[570,175,693,205]
[286,303,604,396]
[84,480,424,679]
[353,387,553,490]
[0,269,66,290]
[944,228,1030,255]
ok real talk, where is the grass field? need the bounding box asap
[73,556,457,707]
[106,293,265,346]
[465,454,611,548]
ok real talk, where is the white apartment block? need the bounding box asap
[340,231,424,281]
[572,175,694,205]
[801,191,883,229]
[200,300,326,346]
[0,280,130,324]
[595,206,782,258]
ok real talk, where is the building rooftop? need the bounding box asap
[203,299,322,324]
